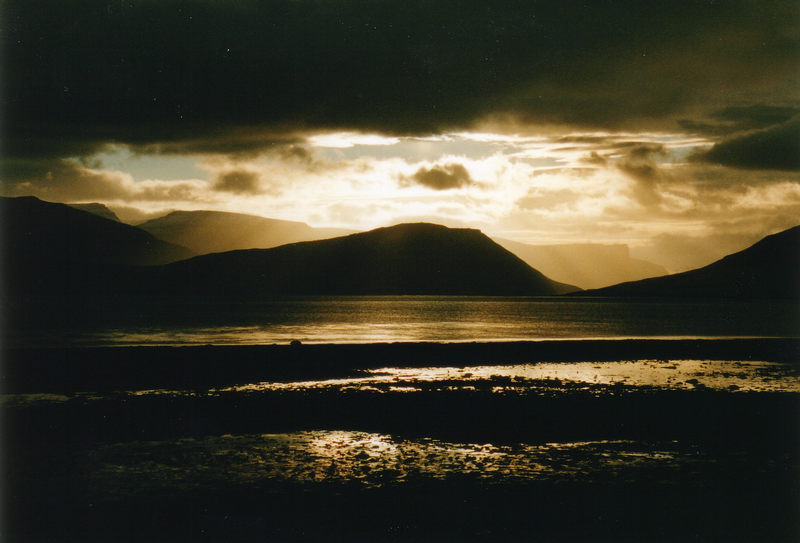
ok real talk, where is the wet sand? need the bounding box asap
[3,339,799,541]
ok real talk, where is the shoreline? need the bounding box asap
[3,337,798,393]
[4,337,799,542]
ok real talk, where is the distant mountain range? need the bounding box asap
[137,210,352,254]
[70,204,667,289]
[578,225,800,299]
[3,196,194,267]
[2,196,194,298]
[2,199,577,303]
[5,196,797,303]
[67,202,122,223]
[494,238,666,289]
[142,223,579,296]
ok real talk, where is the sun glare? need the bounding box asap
[308,132,402,148]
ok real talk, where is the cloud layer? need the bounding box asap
[694,120,800,171]
[1,2,797,273]
[4,130,797,272]
[3,0,798,165]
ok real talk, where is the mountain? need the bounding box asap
[577,225,800,299]
[67,202,121,222]
[2,196,195,297]
[495,238,667,289]
[138,210,353,255]
[143,223,580,297]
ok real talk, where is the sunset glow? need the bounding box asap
[3,3,798,541]
[3,1,798,272]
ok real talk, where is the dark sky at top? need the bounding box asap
[3,0,798,165]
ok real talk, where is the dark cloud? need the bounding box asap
[212,170,263,194]
[0,159,205,202]
[280,146,314,163]
[616,144,667,206]
[679,106,800,135]
[693,120,800,171]
[401,163,474,190]
[129,131,304,157]
[580,152,608,166]
[712,106,800,130]
[276,145,327,172]
[625,144,665,162]
[2,0,798,166]
[615,144,665,182]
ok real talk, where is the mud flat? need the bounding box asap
[3,338,799,541]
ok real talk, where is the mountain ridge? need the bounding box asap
[138,209,353,254]
[2,196,194,267]
[67,202,122,223]
[576,225,800,299]
[1,196,196,299]
[142,222,580,297]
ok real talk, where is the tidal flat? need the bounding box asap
[3,339,799,542]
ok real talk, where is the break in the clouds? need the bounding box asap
[3,128,798,272]
[1,1,798,272]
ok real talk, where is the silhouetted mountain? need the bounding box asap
[495,238,667,289]
[138,210,352,254]
[578,225,800,299]
[144,223,579,296]
[2,196,195,297]
[67,202,121,223]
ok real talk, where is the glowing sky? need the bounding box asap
[2,1,799,271]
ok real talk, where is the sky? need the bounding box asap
[2,0,799,271]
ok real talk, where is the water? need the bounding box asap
[6,307,797,542]
[218,359,800,395]
[7,296,799,347]
[7,298,799,542]
[87,431,749,492]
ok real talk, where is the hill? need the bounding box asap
[138,210,352,254]
[2,196,195,297]
[144,223,580,296]
[494,238,666,289]
[577,225,800,299]
[67,203,122,222]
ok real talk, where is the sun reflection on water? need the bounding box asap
[3,360,797,408]
[14,297,798,347]
[217,359,800,395]
[89,430,697,494]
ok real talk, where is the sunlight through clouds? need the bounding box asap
[308,133,402,148]
[5,127,797,271]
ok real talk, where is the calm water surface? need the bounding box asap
[9,296,799,346]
